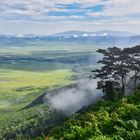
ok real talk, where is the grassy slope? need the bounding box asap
[0,69,74,110]
[0,68,75,139]
[0,69,74,94]
[3,91,139,140]
[48,92,140,140]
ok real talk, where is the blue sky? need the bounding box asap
[0,0,140,35]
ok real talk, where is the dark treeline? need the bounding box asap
[92,45,140,100]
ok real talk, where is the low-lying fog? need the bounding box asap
[44,79,103,115]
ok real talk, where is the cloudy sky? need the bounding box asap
[0,0,140,35]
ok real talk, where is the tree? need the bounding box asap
[123,45,140,92]
[92,47,131,100]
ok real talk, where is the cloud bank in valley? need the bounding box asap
[44,79,102,115]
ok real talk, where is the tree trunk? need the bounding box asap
[121,75,125,97]
[134,72,137,93]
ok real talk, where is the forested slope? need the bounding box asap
[48,92,140,140]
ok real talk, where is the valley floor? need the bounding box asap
[0,42,102,139]
[0,68,75,139]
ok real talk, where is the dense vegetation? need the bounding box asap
[1,90,140,140]
[48,92,140,140]
[92,45,140,100]
[0,44,139,140]
[48,45,140,140]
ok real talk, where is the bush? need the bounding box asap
[48,93,140,140]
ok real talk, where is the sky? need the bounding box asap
[0,0,140,35]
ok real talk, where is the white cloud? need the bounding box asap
[0,0,140,34]
[89,0,140,17]
[1,0,140,19]
[0,0,102,14]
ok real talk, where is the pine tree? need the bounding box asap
[123,45,140,92]
[92,47,131,100]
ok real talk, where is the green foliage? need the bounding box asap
[92,45,140,100]
[49,92,140,140]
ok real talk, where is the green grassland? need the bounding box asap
[0,68,75,139]
[0,41,99,55]
[0,42,100,72]
[0,69,74,110]
[0,41,100,139]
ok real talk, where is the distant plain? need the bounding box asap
[0,40,100,138]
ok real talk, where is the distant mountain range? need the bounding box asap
[50,30,136,37]
[0,30,140,47]
[0,30,137,38]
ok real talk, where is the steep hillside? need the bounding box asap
[1,90,140,140]
[48,92,140,140]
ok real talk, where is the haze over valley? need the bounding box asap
[0,0,140,139]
